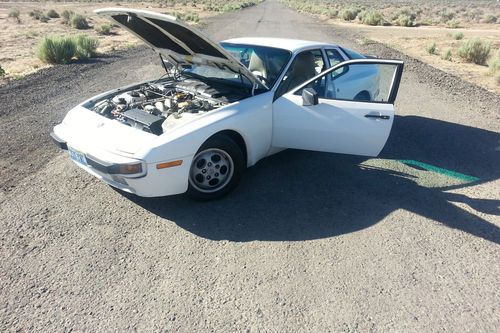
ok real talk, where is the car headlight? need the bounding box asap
[108,162,145,177]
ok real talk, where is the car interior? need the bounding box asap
[275,50,324,97]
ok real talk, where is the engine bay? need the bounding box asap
[88,78,240,135]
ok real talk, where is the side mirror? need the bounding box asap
[302,88,318,106]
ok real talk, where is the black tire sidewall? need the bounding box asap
[187,135,245,200]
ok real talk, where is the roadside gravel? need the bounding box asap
[0,1,499,332]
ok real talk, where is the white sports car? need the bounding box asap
[51,8,404,200]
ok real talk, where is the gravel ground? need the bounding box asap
[0,0,499,332]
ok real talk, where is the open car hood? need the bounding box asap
[95,8,266,89]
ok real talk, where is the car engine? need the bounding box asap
[89,79,229,135]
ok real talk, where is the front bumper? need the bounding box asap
[50,132,68,150]
[50,130,192,197]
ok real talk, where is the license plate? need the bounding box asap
[69,147,88,166]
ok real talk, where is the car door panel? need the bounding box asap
[272,59,404,157]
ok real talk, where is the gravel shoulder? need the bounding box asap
[0,1,499,332]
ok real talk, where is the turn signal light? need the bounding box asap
[156,160,183,169]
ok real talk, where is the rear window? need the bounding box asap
[339,47,366,60]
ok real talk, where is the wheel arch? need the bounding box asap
[204,129,248,166]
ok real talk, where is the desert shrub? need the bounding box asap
[484,15,497,23]
[452,32,464,40]
[183,12,200,22]
[29,9,49,21]
[70,14,89,29]
[39,15,50,23]
[37,36,77,64]
[340,7,360,21]
[446,20,461,28]
[360,37,376,45]
[457,38,491,65]
[359,10,385,26]
[95,23,112,35]
[488,50,500,74]
[396,13,415,27]
[440,10,455,23]
[328,9,338,18]
[426,42,437,55]
[8,8,21,23]
[61,10,74,23]
[0,65,5,77]
[37,35,99,64]
[74,35,99,59]
[441,49,452,61]
[47,9,59,18]
[29,9,41,18]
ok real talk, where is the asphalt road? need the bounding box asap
[1,0,499,332]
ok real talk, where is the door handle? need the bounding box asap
[365,114,390,120]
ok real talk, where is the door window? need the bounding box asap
[296,62,401,103]
[275,49,325,97]
[325,49,344,67]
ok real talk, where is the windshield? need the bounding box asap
[220,42,292,87]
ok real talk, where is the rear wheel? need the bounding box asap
[187,135,245,200]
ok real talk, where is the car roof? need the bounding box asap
[221,37,335,53]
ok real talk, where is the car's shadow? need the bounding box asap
[127,115,500,244]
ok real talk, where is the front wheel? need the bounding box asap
[187,135,245,200]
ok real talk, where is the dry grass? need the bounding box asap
[281,0,500,93]
[281,0,499,28]
[0,0,261,80]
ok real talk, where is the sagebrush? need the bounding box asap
[457,38,491,65]
[37,35,99,64]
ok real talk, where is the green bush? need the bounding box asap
[8,8,21,23]
[446,20,461,29]
[452,32,464,40]
[61,10,74,23]
[441,49,452,61]
[46,9,59,18]
[37,35,99,64]
[426,42,437,55]
[484,15,497,24]
[340,7,360,21]
[29,9,42,18]
[457,38,491,65]
[488,51,500,74]
[328,9,338,18]
[0,65,5,77]
[183,12,200,22]
[70,14,89,29]
[74,35,99,59]
[39,15,50,23]
[396,13,415,27]
[359,10,384,26]
[37,36,77,64]
[95,23,112,35]
[440,10,455,23]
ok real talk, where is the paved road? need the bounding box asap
[1,1,499,332]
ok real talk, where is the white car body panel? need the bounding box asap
[51,9,404,197]
[272,96,394,156]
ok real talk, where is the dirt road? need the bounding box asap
[1,1,499,332]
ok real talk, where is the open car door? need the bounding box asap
[272,59,404,156]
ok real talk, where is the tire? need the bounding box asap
[187,135,245,200]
